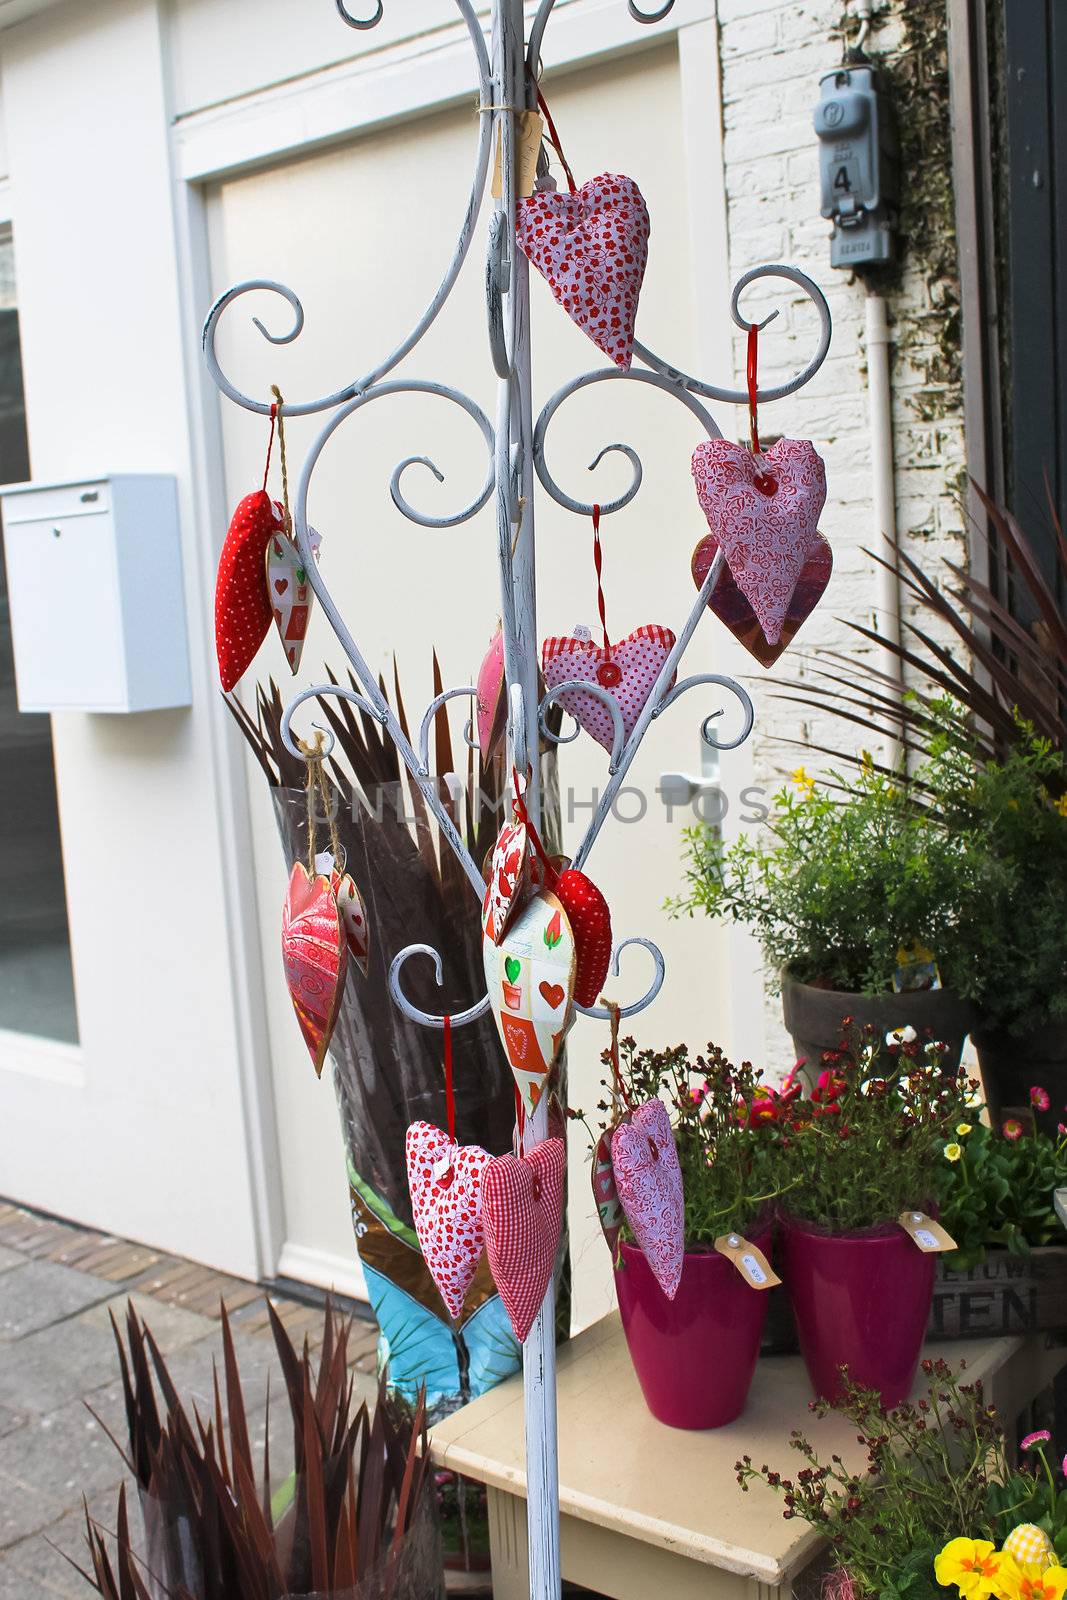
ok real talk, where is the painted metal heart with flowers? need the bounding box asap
[691,438,827,646]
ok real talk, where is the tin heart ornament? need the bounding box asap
[266,526,321,675]
[541,625,676,755]
[484,890,575,1115]
[516,174,650,371]
[331,869,370,978]
[691,438,827,646]
[554,868,612,1008]
[482,810,528,947]
[406,1121,491,1322]
[591,1128,624,1266]
[281,862,348,1077]
[215,491,286,692]
[476,626,507,759]
[612,1098,685,1300]
[482,1139,567,1343]
[692,529,833,667]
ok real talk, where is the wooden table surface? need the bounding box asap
[431,1311,1059,1598]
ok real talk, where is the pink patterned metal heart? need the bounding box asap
[281,862,348,1078]
[481,813,528,946]
[406,1120,491,1322]
[692,528,833,667]
[691,437,827,646]
[476,625,507,758]
[541,626,676,754]
[611,1099,685,1301]
[516,174,650,371]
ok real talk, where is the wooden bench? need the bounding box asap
[431,1310,1067,1600]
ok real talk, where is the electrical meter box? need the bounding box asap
[814,63,899,268]
[0,474,192,713]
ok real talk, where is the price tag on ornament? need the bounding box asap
[898,1210,957,1253]
[491,110,545,200]
[714,1232,780,1289]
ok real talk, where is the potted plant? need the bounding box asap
[772,1024,972,1406]
[593,1038,786,1430]
[672,750,980,1073]
[738,1358,1067,1600]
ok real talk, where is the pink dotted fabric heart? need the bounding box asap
[541,626,676,754]
[612,1099,684,1301]
[516,174,650,371]
[482,1139,566,1344]
[691,438,827,646]
[406,1121,491,1322]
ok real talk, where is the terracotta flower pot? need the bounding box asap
[782,969,975,1078]
[971,1015,1067,1123]
[615,1233,772,1429]
[780,1215,935,1407]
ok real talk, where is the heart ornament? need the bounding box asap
[554,867,612,1008]
[482,1139,567,1343]
[692,529,833,667]
[691,438,827,646]
[541,626,676,754]
[331,869,370,978]
[483,889,575,1115]
[476,626,507,759]
[591,1127,624,1265]
[406,1121,491,1321]
[612,1098,685,1300]
[516,174,650,371]
[281,862,348,1077]
[482,812,528,946]
[215,491,286,692]
[266,526,322,675]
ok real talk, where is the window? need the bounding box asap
[0,233,77,1042]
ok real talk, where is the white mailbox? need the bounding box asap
[0,474,192,713]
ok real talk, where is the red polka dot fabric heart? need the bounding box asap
[692,528,833,667]
[516,174,650,371]
[541,626,676,754]
[406,1121,491,1322]
[555,868,612,1008]
[691,438,827,647]
[281,863,348,1078]
[611,1099,684,1301]
[482,1139,566,1344]
[215,491,286,692]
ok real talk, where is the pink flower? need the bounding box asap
[1031,1085,1051,1111]
[1002,1118,1024,1141]
[1021,1429,1052,1450]
[1059,1124,1067,1136]
[1062,1453,1067,1478]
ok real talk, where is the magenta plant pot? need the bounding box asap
[614,1234,772,1429]
[780,1216,935,1408]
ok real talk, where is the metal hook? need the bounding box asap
[281,683,387,762]
[388,944,492,1029]
[335,0,384,27]
[652,673,755,752]
[538,681,626,773]
[575,937,667,1020]
[627,0,675,20]
[418,686,480,776]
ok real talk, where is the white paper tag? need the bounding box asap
[572,623,593,641]
[315,850,337,877]
[432,1154,454,1182]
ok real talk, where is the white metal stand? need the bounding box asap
[203,4,832,1594]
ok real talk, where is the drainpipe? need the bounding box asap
[865,287,904,769]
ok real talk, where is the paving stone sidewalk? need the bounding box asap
[0,1201,379,1599]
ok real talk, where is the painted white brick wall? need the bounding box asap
[715,0,968,1068]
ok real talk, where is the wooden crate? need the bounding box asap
[929,1247,1067,1340]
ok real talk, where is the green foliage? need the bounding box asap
[595,1039,787,1247]
[935,1112,1067,1270]
[772,1025,973,1232]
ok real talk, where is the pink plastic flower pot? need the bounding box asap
[780,1216,935,1407]
[614,1233,772,1429]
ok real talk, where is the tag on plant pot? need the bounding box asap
[892,940,941,993]
[898,1210,957,1253]
[714,1232,780,1289]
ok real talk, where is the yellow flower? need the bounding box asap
[944,1142,963,1162]
[998,1564,1067,1600]
[935,1540,1014,1599]
[1056,794,1067,818]
[791,767,815,796]
[957,1123,973,1137]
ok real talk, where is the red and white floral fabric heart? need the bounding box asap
[406,1121,491,1322]
[691,438,827,646]
[611,1099,685,1301]
[482,1139,567,1343]
[541,626,675,754]
[215,491,286,692]
[516,174,650,371]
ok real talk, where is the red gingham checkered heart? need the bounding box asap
[482,1139,566,1344]
[555,868,612,1008]
[516,174,650,371]
[215,491,286,692]
[541,626,675,754]
[406,1121,491,1322]
[612,1099,685,1300]
[691,438,827,646]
